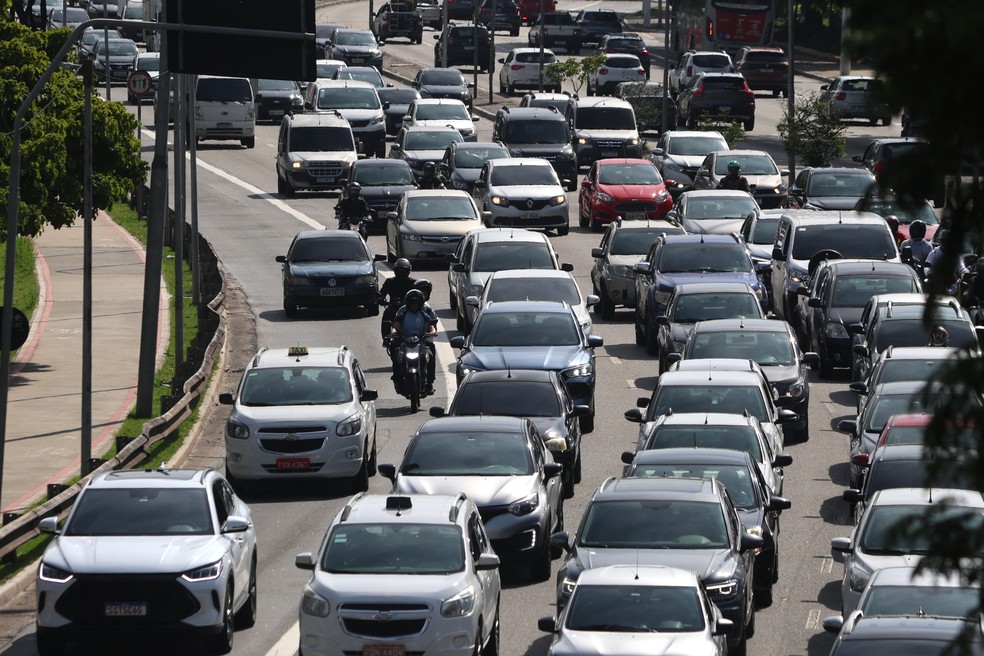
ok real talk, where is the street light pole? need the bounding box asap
[81,58,93,476]
[488,0,496,104]
[786,0,796,185]
[441,0,448,67]
[536,0,544,91]
[661,0,670,133]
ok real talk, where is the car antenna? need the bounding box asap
[708,360,713,381]
[699,232,705,244]
[838,211,843,224]
[634,548,640,580]
[704,414,709,425]
[479,385,485,416]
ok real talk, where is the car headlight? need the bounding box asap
[181,560,223,582]
[370,114,384,125]
[705,578,739,600]
[509,493,540,516]
[290,94,303,107]
[826,322,849,339]
[39,562,73,583]
[458,364,483,376]
[848,568,870,593]
[301,584,331,617]
[291,161,303,169]
[336,413,363,437]
[653,288,672,307]
[595,192,614,203]
[355,274,376,285]
[656,190,670,203]
[562,364,592,378]
[441,586,476,618]
[577,137,589,145]
[550,194,566,206]
[226,417,250,440]
[288,275,310,285]
[628,138,639,146]
[787,378,806,398]
[371,49,382,58]
[462,126,475,135]
[400,229,421,241]
[490,195,508,206]
[246,107,255,120]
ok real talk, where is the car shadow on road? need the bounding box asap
[828,389,859,407]
[258,307,372,323]
[804,626,837,656]
[819,493,853,526]
[828,461,851,487]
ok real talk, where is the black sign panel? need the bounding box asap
[2,307,30,351]
[165,0,316,80]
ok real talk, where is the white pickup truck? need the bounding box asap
[526,11,582,53]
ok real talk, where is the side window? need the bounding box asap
[597,227,611,253]
[529,428,545,467]
[586,164,596,183]
[212,481,231,526]
[467,514,483,561]
[462,240,475,269]
[352,360,367,394]
[699,154,712,172]
[278,123,287,153]
[503,52,513,63]
[795,170,809,190]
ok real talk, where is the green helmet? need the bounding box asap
[727,160,741,172]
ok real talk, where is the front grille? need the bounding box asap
[343,618,427,638]
[55,574,199,625]
[349,119,371,129]
[504,197,551,210]
[309,275,355,285]
[593,139,625,150]
[537,154,558,161]
[420,235,461,244]
[259,438,326,454]
[341,603,430,611]
[614,201,657,213]
[257,425,325,434]
[260,462,325,473]
[306,162,346,178]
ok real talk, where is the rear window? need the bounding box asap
[486,277,580,305]
[575,106,636,130]
[473,242,554,272]
[318,87,380,110]
[743,51,786,64]
[606,38,644,49]
[454,381,562,417]
[806,172,874,197]
[692,54,731,68]
[516,51,557,64]
[701,77,746,91]
[605,56,641,68]
[790,224,896,260]
[404,130,462,150]
[666,134,728,156]
[657,243,752,273]
[377,88,419,104]
[644,424,763,461]
[503,119,568,144]
[197,78,252,102]
[490,164,557,186]
[610,228,682,255]
[714,154,777,176]
[420,70,465,85]
[842,78,884,92]
[543,13,574,24]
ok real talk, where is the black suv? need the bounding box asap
[492,106,578,191]
[574,8,622,46]
[342,159,418,233]
[433,24,494,69]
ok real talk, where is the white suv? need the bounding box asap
[220,345,378,492]
[587,54,646,96]
[498,47,559,95]
[402,98,478,141]
[473,158,571,235]
[669,50,735,95]
[296,493,502,656]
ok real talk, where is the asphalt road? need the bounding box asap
[3,1,902,654]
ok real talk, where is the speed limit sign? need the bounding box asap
[127,70,153,98]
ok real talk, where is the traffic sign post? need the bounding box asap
[127,70,153,98]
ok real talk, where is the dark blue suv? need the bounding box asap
[632,234,768,350]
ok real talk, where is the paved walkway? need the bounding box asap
[2,211,167,512]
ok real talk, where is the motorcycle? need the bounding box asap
[334,206,369,241]
[387,334,431,412]
[379,296,406,340]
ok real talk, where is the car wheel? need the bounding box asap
[597,287,616,320]
[791,411,809,442]
[586,82,594,96]
[574,447,582,482]
[507,82,515,96]
[634,313,646,346]
[277,174,287,195]
[590,210,601,232]
[562,468,574,499]
[530,540,552,581]
[365,302,380,317]
[234,556,258,629]
[744,118,755,131]
[35,629,67,656]
[471,621,484,656]
[578,205,589,228]
[869,117,878,126]
[645,323,660,357]
[818,344,834,379]
[568,39,581,52]
[283,300,299,318]
[578,412,594,434]
[566,177,577,192]
[772,90,780,97]
[449,291,458,312]
[686,112,697,129]
[483,602,500,656]
[510,26,519,36]
[881,116,891,126]
[556,225,569,236]
[284,177,296,197]
[205,585,235,654]
[755,585,773,608]
[745,602,756,638]
[350,448,370,492]
[456,308,466,333]
[367,430,378,476]
[499,79,507,95]
[241,136,255,149]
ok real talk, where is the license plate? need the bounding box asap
[363,646,404,656]
[352,58,365,64]
[320,288,345,297]
[520,212,539,220]
[105,602,147,617]
[625,212,646,220]
[218,122,233,128]
[601,150,617,157]
[464,44,474,50]
[718,106,731,112]
[761,68,773,73]
[269,109,285,116]
[276,458,311,471]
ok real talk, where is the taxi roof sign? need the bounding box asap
[287,346,309,357]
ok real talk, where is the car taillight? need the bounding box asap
[511,64,524,70]
[599,67,609,74]
[637,67,646,75]
[873,161,884,174]
[835,91,847,100]
[686,65,693,76]
[691,81,704,97]
[640,48,648,54]
[744,81,754,96]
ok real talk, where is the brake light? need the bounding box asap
[637,68,645,75]
[707,18,714,38]
[686,65,692,76]
[691,81,704,97]
[744,81,754,96]
[605,49,614,53]
[599,67,609,74]
[511,64,525,70]
[873,161,884,174]
[835,91,847,101]
[641,48,648,54]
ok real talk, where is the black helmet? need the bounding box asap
[413,278,433,301]
[405,289,425,308]
[909,220,926,240]
[423,162,437,176]
[348,181,362,196]
[394,258,412,277]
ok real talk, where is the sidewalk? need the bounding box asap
[2,211,168,513]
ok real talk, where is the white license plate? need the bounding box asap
[352,58,365,64]
[320,288,345,297]
[625,212,646,220]
[601,150,617,157]
[269,109,285,116]
[105,602,147,617]
[464,44,475,50]
[520,212,539,220]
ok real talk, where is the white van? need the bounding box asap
[194,75,256,148]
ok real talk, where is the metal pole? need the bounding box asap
[661,0,670,133]
[786,0,796,185]
[189,74,200,306]
[103,5,110,100]
[643,0,651,27]
[81,58,93,476]
[839,6,851,76]
[135,95,143,217]
[440,0,448,67]
[488,0,495,104]
[174,73,185,375]
[537,0,544,91]
[472,1,479,105]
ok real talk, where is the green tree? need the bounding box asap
[776,92,846,167]
[695,115,746,149]
[0,18,146,241]
[544,53,606,96]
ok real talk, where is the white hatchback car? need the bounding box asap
[473,158,571,235]
[296,493,502,656]
[498,47,559,95]
[587,54,646,96]
[402,98,479,141]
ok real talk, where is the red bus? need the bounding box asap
[672,0,775,55]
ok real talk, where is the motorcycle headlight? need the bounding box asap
[181,560,223,582]
[441,586,476,618]
[826,322,849,339]
[39,562,73,583]
[562,364,592,378]
[490,195,508,206]
[595,192,614,203]
[705,578,739,600]
[336,413,363,437]
[301,584,331,617]
[787,378,805,398]
[509,493,540,516]
[226,417,250,440]
[550,194,566,206]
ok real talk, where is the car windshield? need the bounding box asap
[750,217,779,244]
[689,330,794,366]
[657,243,751,273]
[743,51,787,64]
[290,237,368,263]
[628,464,759,509]
[610,228,682,255]
[863,585,979,619]
[490,165,557,186]
[643,425,764,462]
[404,130,462,150]
[354,164,416,186]
[317,87,380,110]
[316,62,345,78]
[416,103,470,120]
[197,78,251,102]
[322,523,465,574]
[338,70,383,86]
[471,311,580,346]
[486,277,580,305]
[806,172,873,197]
[692,54,732,67]
[97,40,138,56]
[714,155,777,176]
[238,366,354,406]
[421,70,465,85]
[790,225,897,260]
[672,294,762,323]
[453,381,563,417]
[565,584,705,633]
[405,197,476,221]
[579,499,729,549]
[877,359,951,385]
[866,460,970,498]
[859,504,982,554]
[576,107,636,130]
[598,163,663,185]
[832,276,919,308]
[873,319,977,353]
[402,431,534,475]
[862,198,939,225]
[82,29,121,45]
[136,57,160,72]
[650,386,769,422]
[700,76,746,91]
[473,242,554,272]
[378,88,419,104]
[65,489,212,536]
[454,147,510,168]
[289,127,354,152]
[258,79,297,91]
[866,393,944,434]
[335,31,376,46]
[503,120,568,144]
[684,197,759,220]
[667,135,729,156]
[315,25,339,37]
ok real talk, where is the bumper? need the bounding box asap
[225,432,366,481]
[286,168,350,192]
[258,105,299,121]
[575,142,643,166]
[284,285,379,310]
[300,612,479,656]
[397,235,462,262]
[592,198,672,225]
[196,124,254,141]
[600,272,636,307]
[339,54,384,70]
[486,207,569,231]
[546,159,578,185]
[484,509,549,563]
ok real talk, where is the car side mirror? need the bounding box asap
[772,453,793,468]
[665,352,682,366]
[378,463,397,482]
[544,462,564,479]
[497,58,505,64]
[549,531,571,553]
[38,517,60,535]
[713,617,734,637]
[739,531,763,553]
[561,262,574,272]
[587,335,604,348]
[633,261,650,274]
[849,382,868,396]
[581,179,591,188]
[360,389,379,402]
[294,552,316,570]
[837,419,857,434]
[476,553,500,570]
[802,352,820,367]
[776,409,798,424]
[820,84,829,91]
[851,155,862,162]
[847,322,864,335]
[591,247,603,258]
[807,297,822,308]
[475,180,487,188]
[275,255,287,263]
[655,315,670,327]
[771,247,785,261]
[853,344,868,357]
[775,395,798,408]
[433,34,440,40]
[822,616,844,634]
[755,261,771,273]
[624,408,644,423]
[652,147,664,156]
[221,516,250,534]
[572,404,591,417]
[465,296,480,307]
[585,294,599,307]
[481,211,492,222]
[451,262,466,272]
[768,496,791,512]
[842,488,864,504]
[219,392,235,405]
[537,617,557,633]
[831,537,852,562]
[429,406,447,418]
[620,451,635,465]
[450,335,466,349]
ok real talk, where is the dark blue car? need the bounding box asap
[632,234,768,352]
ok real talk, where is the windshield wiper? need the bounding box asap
[573,624,641,632]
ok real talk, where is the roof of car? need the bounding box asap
[882,346,958,360]
[665,130,726,139]
[610,219,680,232]
[673,282,757,295]
[669,358,766,375]
[711,149,774,158]
[523,92,572,101]
[353,158,412,169]
[455,141,508,150]
[294,229,363,241]
[90,468,212,488]
[660,233,743,245]
[420,67,465,74]
[603,53,642,62]
[287,113,351,128]
[488,157,556,169]
[419,415,530,433]
[869,380,937,396]
[459,369,559,384]
[653,412,759,427]
[575,97,633,109]
[250,345,353,370]
[866,137,928,146]
[415,98,467,105]
[478,300,573,315]
[884,412,933,428]
[838,616,972,642]
[868,487,984,508]
[576,564,700,588]
[488,269,573,281]
[500,106,566,120]
[509,46,556,54]
[604,32,643,40]
[877,302,966,320]
[342,493,471,525]
[403,189,474,200]
[596,157,657,166]
[630,447,755,466]
[317,79,378,90]
[657,367,765,386]
[777,210,887,225]
[679,189,759,200]
[819,260,919,276]
[404,125,461,133]
[597,475,723,501]
[465,227,552,243]
[870,443,927,464]
[691,318,788,333]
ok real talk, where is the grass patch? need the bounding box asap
[0,533,52,584]
[0,236,40,350]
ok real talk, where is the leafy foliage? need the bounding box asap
[776,91,845,166]
[695,114,746,149]
[544,53,606,96]
[0,19,146,241]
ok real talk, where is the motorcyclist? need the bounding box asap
[418,162,445,190]
[718,160,750,192]
[899,220,933,263]
[885,215,903,247]
[378,258,418,339]
[960,257,984,325]
[925,228,966,295]
[335,182,372,230]
[389,289,438,394]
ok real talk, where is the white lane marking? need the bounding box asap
[264,620,299,656]
[627,379,636,389]
[610,355,621,365]
[805,608,821,630]
[820,556,833,574]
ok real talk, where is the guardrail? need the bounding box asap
[0,208,226,563]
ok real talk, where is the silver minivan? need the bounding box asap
[194,75,256,148]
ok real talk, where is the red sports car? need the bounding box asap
[578,158,672,231]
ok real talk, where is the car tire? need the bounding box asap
[556,225,569,236]
[456,309,466,333]
[510,26,518,36]
[568,39,580,53]
[744,118,755,131]
[277,174,287,196]
[586,82,594,96]
[35,629,67,656]
[755,585,773,609]
[772,90,780,97]
[881,116,891,126]
[350,448,370,492]
[597,287,616,320]
[745,602,756,638]
[574,447,582,482]
[284,177,296,197]
[241,136,255,149]
[562,470,574,499]
[645,323,660,357]
[365,302,380,317]
[449,291,458,311]
[283,300,299,318]
[530,541,552,582]
[234,557,258,629]
[634,313,646,346]
[566,177,577,192]
[507,82,515,96]
[205,585,235,655]
[578,206,589,228]
[483,602,500,656]
[367,432,378,476]
[589,210,601,232]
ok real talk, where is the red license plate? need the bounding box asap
[276,458,310,471]
[363,646,404,656]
